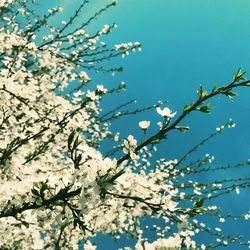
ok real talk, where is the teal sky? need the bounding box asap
[39,1,250,249]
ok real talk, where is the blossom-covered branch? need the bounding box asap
[0,1,249,249]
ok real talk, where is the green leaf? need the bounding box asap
[40,182,48,194]
[151,138,161,144]
[232,68,247,83]
[194,198,205,208]
[175,126,190,132]
[187,206,205,218]
[31,188,40,197]
[198,104,212,113]
[56,188,68,197]
[212,82,218,93]
[222,89,238,100]
[198,84,208,98]
[33,182,42,188]
[75,154,82,167]
[68,130,76,150]
[151,134,166,144]
[184,104,192,112]
[72,135,82,151]
[21,221,29,228]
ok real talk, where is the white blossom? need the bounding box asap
[156,106,177,119]
[139,120,150,130]
[97,84,107,94]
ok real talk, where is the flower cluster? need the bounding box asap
[123,135,138,160]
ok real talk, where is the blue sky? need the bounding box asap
[39,1,250,249]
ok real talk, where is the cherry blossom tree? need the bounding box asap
[0,0,249,249]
